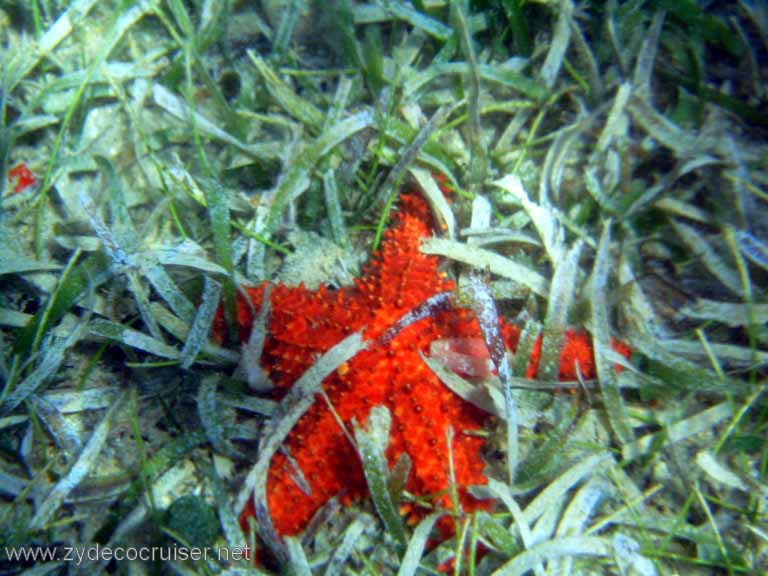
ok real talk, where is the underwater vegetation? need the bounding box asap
[1,0,767,574]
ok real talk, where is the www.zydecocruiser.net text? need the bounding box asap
[4,544,254,565]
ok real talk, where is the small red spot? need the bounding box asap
[8,163,36,194]
[433,172,453,195]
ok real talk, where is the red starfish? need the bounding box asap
[214,187,631,540]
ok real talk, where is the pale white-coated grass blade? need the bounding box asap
[30,391,126,530]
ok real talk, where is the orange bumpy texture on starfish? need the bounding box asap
[214,189,631,537]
